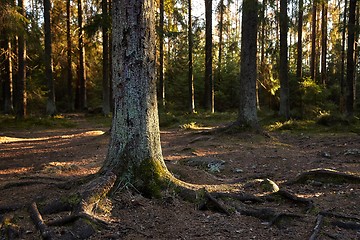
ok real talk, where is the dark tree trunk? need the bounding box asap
[16,0,26,119]
[188,0,195,113]
[204,0,214,113]
[102,0,110,115]
[279,0,289,119]
[101,0,171,196]
[44,0,56,115]
[1,38,13,113]
[66,0,73,111]
[345,0,356,117]
[217,0,224,86]
[236,0,259,127]
[159,0,166,108]
[321,0,328,86]
[310,0,317,81]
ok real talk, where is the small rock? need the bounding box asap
[321,152,331,158]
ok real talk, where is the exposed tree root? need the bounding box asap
[266,189,314,211]
[27,171,116,239]
[287,168,360,185]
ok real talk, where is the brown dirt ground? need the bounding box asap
[0,117,360,239]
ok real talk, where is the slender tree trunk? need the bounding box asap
[297,0,303,115]
[340,0,348,112]
[279,0,289,119]
[77,0,87,110]
[1,38,14,113]
[188,0,195,113]
[159,0,166,108]
[310,0,317,81]
[44,0,56,115]
[320,0,328,86]
[102,0,110,115]
[345,0,356,117]
[204,0,214,113]
[66,0,73,111]
[16,0,26,119]
[236,0,258,127]
[217,0,224,86]
[101,0,171,196]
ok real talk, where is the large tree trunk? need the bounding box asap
[101,0,171,196]
[204,0,214,113]
[188,0,195,113]
[16,0,26,119]
[102,0,110,115]
[236,0,259,127]
[345,0,356,117]
[216,0,224,88]
[279,0,290,119]
[340,0,348,112]
[44,0,56,115]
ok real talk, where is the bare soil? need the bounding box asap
[0,116,359,239]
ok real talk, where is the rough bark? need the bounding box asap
[44,0,56,116]
[236,0,259,128]
[101,0,171,196]
[159,0,165,108]
[279,0,290,119]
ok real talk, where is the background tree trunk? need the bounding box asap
[204,0,214,113]
[237,0,258,127]
[66,0,73,111]
[44,0,56,115]
[102,0,170,196]
[102,0,110,115]
[279,0,289,119]
[76,0,87,110]
[16,0,27,119]
[310,0,317,81]
[296,0,303,115]
[1,38,14,114]
[188,0,195,113]
[321,0,328,86]
[345,0,356,117]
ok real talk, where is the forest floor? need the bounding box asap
[0,114,360,239]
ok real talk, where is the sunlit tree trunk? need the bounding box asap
[76,0,87,110]
[217,0,224,86]
[321,0,328,86]
[340,0,348,112]
[101,0,171,196]
[188,0,195,113]
[310,0,317,81]
[236,0,258,127]
[16,0,27,119]
[66,0,73,111]
[279,0,289,119]
[102,0,110,115]
[297,0,303,115]
[204,0,214,113]
[44,0,56,115]
[345,0,356,117]
[159,0,166,108]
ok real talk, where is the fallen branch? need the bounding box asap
[331,220,360,230]
[309,214,324,240]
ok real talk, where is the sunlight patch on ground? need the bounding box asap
[0,167,33,175]
[0,130,105,144]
